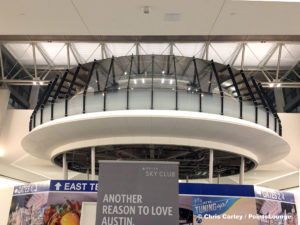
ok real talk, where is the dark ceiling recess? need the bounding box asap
[283,62,300,112]
[1,35,300,42]
[53,144,255,179]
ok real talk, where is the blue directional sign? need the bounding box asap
[49,180,98,192]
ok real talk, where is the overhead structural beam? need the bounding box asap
[276,43,283,81]
[2,45,34,79]
[32,43,38,79]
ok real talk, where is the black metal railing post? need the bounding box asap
[258,82,280,134]
[103,58,114,112]
[240,70,258,123]
[151,55,154,110]
[127,55,134,110]
[173,55,178,110]
[228,66,243,119]
[29,77,57,131]
[65,65,81,116]
[193,57,202,112]
[51,70,69,120]
[29,116,33,131]
[211,60,224,115]
[251,77,270,128]
[82,60,97,113]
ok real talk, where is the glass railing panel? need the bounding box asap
[129,89,151,109]
[43,105,51,123]
[106,90,127,111]
[202,93,221,114]
[153,89,176,110]
[85,92,104,113]
[69,94,84,116]
[53,100,65,120]
[269,113,275,131]
[223,96,239,119]
[243,101,256,123]
[35,109,41,126]
[177,90,200,112]
[257,107,267,128]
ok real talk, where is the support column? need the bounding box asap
[0,88,10,133]
[29,86,40,109]
[209,149,214,184]
[63,153,68,180]
[274,88,285,112]
[86,169,90,180]
[91,147,96,180]
[239,156,245,185]
[186,176,189,183]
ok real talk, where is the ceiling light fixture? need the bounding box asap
[169,79,173,85]
[142,79,145,84]
[276,83,281,87]
[269,83,274,87]
[33,81,37,85]
[134,79,137,84]
[161,78,165,84]
[162,70,165,75]
[0,147,4,157]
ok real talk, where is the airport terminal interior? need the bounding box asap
[0,0,300,225]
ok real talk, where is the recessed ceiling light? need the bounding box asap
[142,6,151,15]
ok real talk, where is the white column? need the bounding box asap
[0,89,10,133]
[63,153,68,180]
[239,156,245,185]
[86,169,90,180]
[91,147,96,180]
[209,149,214,184]
[29,86,39,109]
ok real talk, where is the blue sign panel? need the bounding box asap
[254,186,295,203]
[179,183,255,197]
[13,181,50,195]
[49,180,98,192]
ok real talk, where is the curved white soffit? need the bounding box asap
[22,110,290,165]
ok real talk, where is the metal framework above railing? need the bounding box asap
[29,55,282,136]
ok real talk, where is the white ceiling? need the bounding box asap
[1,0,300,35]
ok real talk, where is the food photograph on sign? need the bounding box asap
[44,192,97,225]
